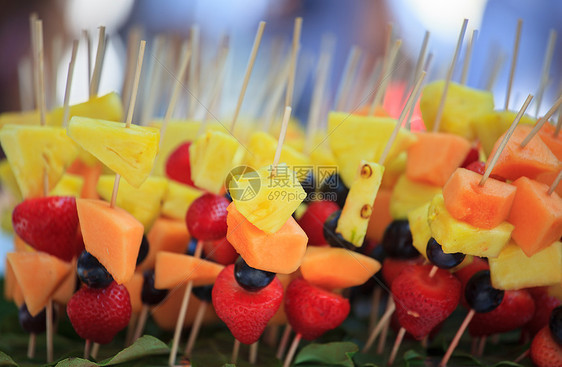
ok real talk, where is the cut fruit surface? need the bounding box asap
[244,131,310,169]
[226,203,307,274]
[67,159,102,199]
[139,217,190,272]
[408,202,432,259]
[154,251,224,289]
[77,199,144,284]
[161,180,203,220]
[123,272,144,314]
[366,188,393,243]
[7,252,72,316]
[52,259,77,305]
[390,174,441,219]
[50,174,84,197]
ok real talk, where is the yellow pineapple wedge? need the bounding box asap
[50,174,84,197]
[67,116,160,188]
[489,241,562,290]
[471,110,537,156]
[420,81,494,140]
[390,174,441,219]
[229,163,305,233]
[0,160,22,201]
[96,175,168,231]
[190,130,242,194]
[428,194,513,258]
[327,112,417,186]
[336,161,384,247]
[244,131,310,169]
[161,180,204,220]
[0,125,79,198]
[407,202,432,259]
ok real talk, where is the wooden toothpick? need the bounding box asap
[548,170,562,195]
[285,17,302,108]
[369,39,402,115]
[363,297,396,352]
[183,301,208,358]
[62,40,79,127]
[505,19,523,111]
[230,21,266,133]
[460,29,478,85]
[271,106,292,175]
[535,30,557,117]
[335,45,362,111]
[480,94,533,186]
[35,20,46,127]
[90,26,106,98]
[401,30,430,104]
[433,19,468,132]
[188,25,200,119]
[83,30,91,92]
[520,95,562,148]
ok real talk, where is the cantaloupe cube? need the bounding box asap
[508,177,562,256]
[487,125,561,181]
[138,217,190,272]
[428,194,513,258]
[76,199,144,284]
[161,181,203,220]
[390,174,441,219]
[381,152,407,190]
[408,202,432,259]
[536,171,562,197]
[7,252,72,316]
[67,159,102,199]
[537,121,562,160]
[300,246,380,289]
[124,272,144,314]
[5,260,25,307]
[443,168,517,229]
[489,242,562,290]
[154,251,224,289]
[67,117,160,188]
[96,175,168,231]
[406,132,471,187]
[52,260,77,305]
[366,188,393,243]
[50,174,84,197]
[226,203,307,274]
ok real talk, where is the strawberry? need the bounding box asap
[185,193,229,241]
[524,287,561,337]
[465,161,506,182]
[531,326,562,367]
[66,282,131,344]
[203,237,239,265]
[165,142,195,186]
[298,201,339,246]
[468,289,535,336]
[391,264,461,340]
[212,264,283,344]
[454,256,489,308]
[461,146,480,168]
[381,257,424,287]
[13,196,80,262]
[284,277,350,340]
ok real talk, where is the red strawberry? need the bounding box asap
[66,282,131,344]
[212,264,283,344]
[165,142,195,186]
[186,193,229,241]
[381,257,424,287]
[13,196,80,262]
[284,277,350,340]
[392,264,461,340]
[465,161,506,182]
[531,326,562,367]
[298,201,339,246]
[203,237,239,265]
[454,256,489,308]
[469,289,535,336]
[524,287,561,337]
[461,146,480,168]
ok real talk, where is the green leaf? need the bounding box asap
[98,336,168,365]
[294,342,358,367]
[490,362,525,367]
[0,352,18,367]
[55,358,98,367]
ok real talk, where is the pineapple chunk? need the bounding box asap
[190,130,242,194]
[336,161,384,247]
[420,81,494,140]
[0,125,79,198]
[328,112,417,186]
[489,241,562,290]
[229,163,305,233]
[244,131,310,169]
[96,175,168,231]
[428,194,513,258]
[67,117,160,188]
[471,110,537,156]
[161,180,204,220]
[50,174,84,197]
[390,174,441,219]
[381,151,407,190]
[0,160,22,201]
[407,202,432,259]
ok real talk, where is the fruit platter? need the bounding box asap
[1,10,562,367]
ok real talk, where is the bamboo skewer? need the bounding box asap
[519,95,562,148]
[363,297,396,352]
[30,13,38,111]
[27,333,36,359]
[62,40,79,127]
[282,333,302,367]
[141,35,166,124]
[285,17,303,108]
[335,46,362,111]
[460,30,478,85]
[249,341,259,364]
[49,35,63,108]
[83,30,91,92]
[90,26,106,98]
[183,301,208,358]
[505,19,523,111]
[401,30,430,104]
[405,52,433,130]
[231,339,241,364]
[535,30,557,117]
[276,324,292,359]
[440,310,476,367]
[203,37,230,125]
[369,39,402,115]
[272,106,292,174]
[188,25,200,119]
[388,326,406,366]
[376,295,394,354]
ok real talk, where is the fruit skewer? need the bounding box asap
[504,19,522,111]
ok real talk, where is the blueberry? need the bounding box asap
[141,270,169,306]
[192,284,213,303]
[224,191,233,202]
[319,173,349,208]
[369,244,386,263]
[186,238,200,256]
[18,303,56,334]
[77,251,113,288]
[234,257,276,292]
[465,270,504,313]
[382,220,419,259]
[300,171,316,203]
[136,235,149,265]
[322,210,355,250]
[549,306,562,345]
[426,237,465,269]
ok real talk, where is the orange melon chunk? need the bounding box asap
[300,246,381,290]
[366,188,393,243]
[154,251,224,289]
[536,171,562,197]
[406,132,471,187]
[507,177,562,256]
[537,122,562,160]
[67,159,102,199]
[487,125,561,181]
[52,259,77,305]
[443,168,517,229]
[7,252,72,316]
[226,203,307,274]
[124,272,144,314]
[76,199,144,284]
[138,217,190,272]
